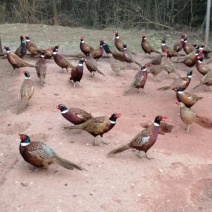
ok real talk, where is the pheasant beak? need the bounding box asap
[162,116,167,121]
[116,113,122,118]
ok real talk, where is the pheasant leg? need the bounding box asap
[93,137,100,146]
[186,125,191,133]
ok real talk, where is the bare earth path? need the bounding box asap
[0,24,212,212]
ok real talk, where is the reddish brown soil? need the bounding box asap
[0,24,212,212]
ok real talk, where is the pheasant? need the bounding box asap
[19,134,85,170]
[57,104,93,125]
[85,54,105,77]
[114,31,125,52]
[157,70,192,91]
[193,70,212,91]
[17,71,34,114]
[25,36,43,56]
[108,116,167,159]
[35,51,47,86]
[15,35,27,58]
[53,46,74,72]
[141,34,161,55]
[174,87,203,108]
[69,58,86,87]
[176,102,212,132]
[124,65,148,94]
[80,36,94,55]
[173,35,186,52]
[4,46,35,70]
[64,113,121,146]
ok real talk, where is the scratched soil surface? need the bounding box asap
[0,24,212,212]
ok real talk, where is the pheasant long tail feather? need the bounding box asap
[25,62,36,68]
[124,86,133,95]
[17,98,29,114]
[96,68,105,76]
[55,155,86,171]
[108,144,131,156]
[134,60,141,67]
[157,85,171,91]
[154,49,161,54]
[193,83,201,90]
[63,124,83,130]
[195,115,212,129]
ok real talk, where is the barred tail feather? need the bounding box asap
[108,144,130,156]
[56,156,86,171]
[195,115,212,129]
[17,98,29,114]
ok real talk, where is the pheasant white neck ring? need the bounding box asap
[21,142,30,147]
[61,109,68,114]
[154,122,160,127]
[110,120,116,124]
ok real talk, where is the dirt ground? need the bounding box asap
[0,24,212,212]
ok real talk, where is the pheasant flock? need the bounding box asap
[2,31,212,172]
